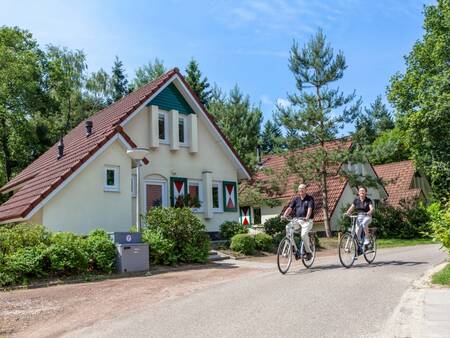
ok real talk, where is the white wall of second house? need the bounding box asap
[40,141,133,234]
[261,205,284,224]
[124,106,240,232]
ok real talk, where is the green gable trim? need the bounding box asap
[148,83,195,115]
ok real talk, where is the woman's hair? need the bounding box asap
[358,186,368,192]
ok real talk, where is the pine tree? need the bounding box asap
[185,58,211,105]
[261,119,284,154]
[276,29,361,237]
[110,56,128,102]
[130,58,165,91]
[208,85,262,168]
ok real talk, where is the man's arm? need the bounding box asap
[306,207,312,220]
[283,207,293,219]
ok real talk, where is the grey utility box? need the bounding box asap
[109,232,142,244]
[116,243,149,273]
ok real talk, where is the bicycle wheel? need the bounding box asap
[301,236,316,269]
[364,234,377,264]
[277,238,293,274]
[338,233,357,268]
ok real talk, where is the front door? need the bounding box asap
[145,180,168,213]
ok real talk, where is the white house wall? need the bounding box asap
[124,106,240,232]
[40,141,132,234]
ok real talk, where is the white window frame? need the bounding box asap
[104,165,120,192]
[144,179,168,213]
[131,174,137,197]
[212,181,223,213]
[178,115,188,146]
[158,110,169,144]
[188,179,203,212]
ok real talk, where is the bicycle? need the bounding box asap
[338,214,377,268]
[277,216,316,274]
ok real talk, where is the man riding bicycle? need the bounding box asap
[282,184,314,260]
[345,186,374,246]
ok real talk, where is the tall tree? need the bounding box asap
[185,58,211,105]
[130,58,165,91]
[0,26,52,198]
[261,119,285,154]
[208,85,262,168]
[388,0,450,202]
[353,95,395,146]
[46,45,88,134]
[110,56,128,102]
[85,68,112,108]
[276,29,361,237]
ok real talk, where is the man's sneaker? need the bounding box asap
[304,252,313,261]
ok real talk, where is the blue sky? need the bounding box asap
[2,0,433,131]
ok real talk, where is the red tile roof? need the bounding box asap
[0,68,250,223]
[255,139,352,222]
[373,160,421,207]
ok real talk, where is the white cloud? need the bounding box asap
[277,98,291,108]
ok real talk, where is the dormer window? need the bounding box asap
[158,111,169,144]
[179,116,188,145]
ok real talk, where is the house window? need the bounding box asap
[188,180,203,212]
[104,166,120,192]
[212,182,223,212]
[179,116,188,145]
[131,174,137,197]
[158,111,169,143]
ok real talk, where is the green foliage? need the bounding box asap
[84,229,116,273]
[388,0,450,202]
[428,202,450,253]
[432,263,450,285]
[130,58,166,91]
[261,119,285,154]
[254,233,273,251]
[185,58,211,105]
[219,221,248,241]
[46,232,88,274]
[111,56,128,102]
[0,225,117,287]
[207,85,262,168]
[263,216,288,236]
[368,128,410,165]
[230,234,255,255]
[144,207,210,264]
[142,229,178,265]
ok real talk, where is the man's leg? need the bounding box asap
[301,220,313,254]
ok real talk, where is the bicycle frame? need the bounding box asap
[345,214,374,254]
[284,217,309,255]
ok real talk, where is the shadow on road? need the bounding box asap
[286,259,428,275]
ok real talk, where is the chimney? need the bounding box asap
[85,120,93,136]
[57,137,64,159]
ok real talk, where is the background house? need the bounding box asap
[0,69,250,235]
[240,140,388,232]
[374,160,432,206]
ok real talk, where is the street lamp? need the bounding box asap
[127,148,150,232]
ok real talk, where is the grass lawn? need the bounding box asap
[432,263,450,286]
[318,237,435,250]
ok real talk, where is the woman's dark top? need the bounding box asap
[353,197,373,213]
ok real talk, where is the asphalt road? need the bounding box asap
[63,244,446,338]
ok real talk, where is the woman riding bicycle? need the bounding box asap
[345,186,374,245]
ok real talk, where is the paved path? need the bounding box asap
[62,244,447,338]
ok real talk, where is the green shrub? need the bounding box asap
[254,233,273,251]
[272,232,285,246]
[4,244,48,284]
[263,216,288,236]
[428,202,450,253]
[230,234,255,255]
[220,221,248,241]
[142,229,178,265]
[46,232,88,274]
[144,207,210,264]
[84,229,116,273]
[0,223,51,256]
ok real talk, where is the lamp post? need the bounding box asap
[127,148,150,232]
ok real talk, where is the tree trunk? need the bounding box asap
[321,170,332,237]
[0,117,12,182]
